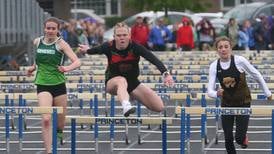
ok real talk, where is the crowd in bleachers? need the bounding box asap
[60,17,105,50]
[46,14,274,54]
[130,15,274,53]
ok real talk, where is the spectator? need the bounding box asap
[60,21,69,42]
[131,16,150,48]
[226,18,239,50]
[75,24,89,45]
[196,18,215,51]
[242,20,255,50]
[148,18,172,51]
[94,22,105,45]
[170,22,180,51]
[66,19,79,49]
[237,25,249,50]
[176,17,194,51]
[253,14,268,53]
[0,55,19,70]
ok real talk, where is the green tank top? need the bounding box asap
[34,37,66,85]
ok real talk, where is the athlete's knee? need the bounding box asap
[152,103,165,112]
[115,76,128,87]
[42,115,51,127]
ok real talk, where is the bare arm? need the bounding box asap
[58,39,81,72]
[26,38,40,76]
[135,43,173,86]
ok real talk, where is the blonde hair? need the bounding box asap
[214,36,232,49]
[113,22,130,35]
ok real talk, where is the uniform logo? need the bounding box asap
[37,49,55,54]
[223,77,236,88]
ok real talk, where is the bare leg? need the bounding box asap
[130,83,164,112]
[53,94,67,130]
[106,76,135,116]
[106,76,129,103]
[38,92,53,153]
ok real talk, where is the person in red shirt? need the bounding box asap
[176,17,194,51]
[131,16,150,49]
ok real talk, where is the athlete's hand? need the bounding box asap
[217,89,224,97]
[26,65,36,77]
[78,44,90,53]
[163,74,174,87]
[58,66,68,73]
[267,95,272,101]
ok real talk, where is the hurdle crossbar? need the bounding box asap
[0,106,63,114]
[175,106,274,116]
[65,116,173,125]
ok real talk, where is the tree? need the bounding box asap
[126,0,211,16]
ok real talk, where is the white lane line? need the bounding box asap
[118,126,160,154]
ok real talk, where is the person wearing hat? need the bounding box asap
[131,16,150,49]
[176,17,194,51]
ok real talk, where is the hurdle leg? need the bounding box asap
[5,95,10,153]
[5,112,10,153]
[137,102,142,144]
[186,94,191,154]
[104,92,108,117]
[271,109,274,154]
[79,99,85,129]
[71,118,76,154]
[10,99,15,130]
[215,98,220,144]
[162,119,167,154]
[94,94,99,153]
[186,113,191,154]
[215,115,219,144]
[89,99,93,130]
[23,99,28,130]
[180,108,185,154]
[201,112,206,153]
[147,111,151,129]
[110,95,115,154]
[201,95,208,145]
[19,95,23,152]
[125,122,129,144]
[94,121,99,153]
[52,109,58,154]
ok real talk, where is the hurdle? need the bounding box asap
[0,106,62,154]
[137,93,190,144]
[176,106,274,154]
[13,93,101,130]
[65,115,173,154]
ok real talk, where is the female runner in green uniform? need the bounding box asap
[27,17,81,154]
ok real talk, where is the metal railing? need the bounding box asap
[0,0,51,66]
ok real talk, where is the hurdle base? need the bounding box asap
[204,148,271,151]
[113,148,181,151]
[22,148,96,151]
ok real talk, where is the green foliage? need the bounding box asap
[126,0,211,12]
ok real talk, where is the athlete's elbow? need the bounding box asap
[75,59,81,68]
